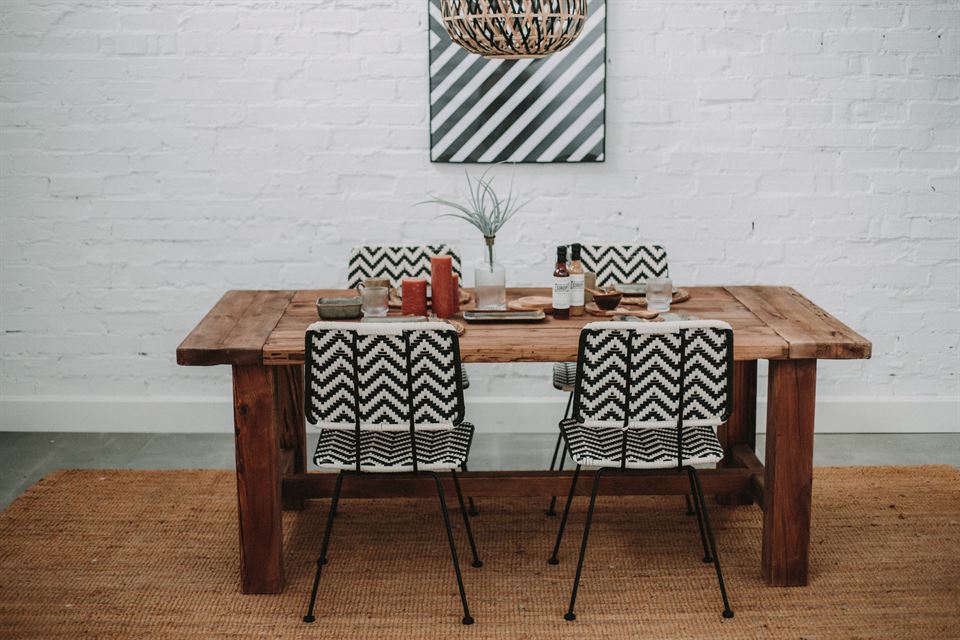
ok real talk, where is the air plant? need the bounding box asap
[419,169,528,270]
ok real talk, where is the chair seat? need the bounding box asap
[561,419,724,469]
[461,368,470,390]
[314,423,474,472]
[552,362,576,392]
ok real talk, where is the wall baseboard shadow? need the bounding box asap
[1,395,958,434]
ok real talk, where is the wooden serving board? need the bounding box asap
[388,288,472,309]
[585,303,659,319]
[507,296,554,313]
[621,288,691,307]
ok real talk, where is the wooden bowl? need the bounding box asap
[591,290,623,311]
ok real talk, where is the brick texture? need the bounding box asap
[1,1,958,420]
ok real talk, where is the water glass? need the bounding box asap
[359,286,389,318]
[646,277,673,313]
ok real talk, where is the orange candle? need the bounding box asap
[451,275,460,314]
[401,278,427,316]
[430,255,455,319]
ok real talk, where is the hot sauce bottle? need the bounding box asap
[569,243,585,316]
[552,245,571,319]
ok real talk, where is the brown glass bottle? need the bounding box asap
[552,246,571,319]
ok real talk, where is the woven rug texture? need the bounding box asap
[0,466,958,639]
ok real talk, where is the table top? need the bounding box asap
[176,286,870,366]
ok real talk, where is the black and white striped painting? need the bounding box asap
[428,0,606,164]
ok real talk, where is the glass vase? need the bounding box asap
[474,235,507,310]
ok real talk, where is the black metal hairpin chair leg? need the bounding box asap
[688,467,734,619]
[304,471,346,623]
[548,464,581,564]
[686,470,713,563]
[564,468,605,621]
[431,472,475,625]
[460,462,479,516]
[451,470,483,568]
[546,393,574,516]
[684,494,696,516]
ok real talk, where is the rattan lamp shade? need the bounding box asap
[440,0,588,60]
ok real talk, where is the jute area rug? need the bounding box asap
[1,466,957,639]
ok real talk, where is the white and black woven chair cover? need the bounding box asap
[547,320,735,621]
[302,321,481,625]
[579,244,669,288]
[305,322,472,472]
[347,244,470,391]
[561,320,732,470]
[347,244,462,289]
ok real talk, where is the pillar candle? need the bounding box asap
[430,255,455,319]
[401,278,427,317]
[451,275,460,314]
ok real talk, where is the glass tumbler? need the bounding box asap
[359,286,389,318]
[646,277,673,313]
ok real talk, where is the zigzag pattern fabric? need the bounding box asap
[564,321,733,469]
[305,322,470,472]
[579,244,669,286]
[314,422,474,472]
[552,361,577,391]
[347,245,462,289]
[306,323,463,431]
[561,420,724,469]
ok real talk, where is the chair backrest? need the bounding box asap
[578,244,669,286]
[304,322,465,431]
[572,320,733,430]
[347,245,462,289]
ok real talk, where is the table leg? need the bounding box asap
[716,360,758,506]
[275,364,306,510]
[232,364,284,594]
[762,359,816,586]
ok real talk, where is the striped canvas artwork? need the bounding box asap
[428,0,606,164]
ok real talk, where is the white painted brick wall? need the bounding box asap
[1,1,958,431]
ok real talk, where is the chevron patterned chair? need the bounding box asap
[547,320,735,621]
[546,244,670,515]
[301,322,482,626]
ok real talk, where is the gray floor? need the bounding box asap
[1,432,959,511]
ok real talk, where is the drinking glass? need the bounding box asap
[359,286,389,318]
[646,277,673,313]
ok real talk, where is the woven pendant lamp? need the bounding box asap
[440,0,588,60]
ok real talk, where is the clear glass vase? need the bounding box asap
[474,236,506,310]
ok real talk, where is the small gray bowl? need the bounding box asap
[316,296,362,320]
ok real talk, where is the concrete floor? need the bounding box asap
[1,432,958,511]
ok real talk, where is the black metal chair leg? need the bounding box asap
[303,471,345,623]
[431,472,475,625]
[686,470,712,563]
[460,463,479,516]
[451,470,483,568]
[545,433,565,516]
[564,468,604,621]
[546,392,574,516]
[548,464,581,564]
[689,467,735,619]
[684,494,696,516]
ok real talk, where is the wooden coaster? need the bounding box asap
[507,296,554,313]
[621,288,690,307]
[586,303,659,319]
[389,288,472,309]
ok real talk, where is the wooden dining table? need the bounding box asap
[176,286,870,594]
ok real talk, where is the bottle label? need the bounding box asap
[570,274,585,307]
[553,278,571,309]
